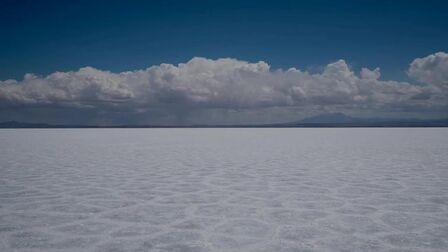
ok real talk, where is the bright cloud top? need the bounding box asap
[408,52,448,87]
[1,52,447,116]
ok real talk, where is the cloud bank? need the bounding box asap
[1,52,447,124]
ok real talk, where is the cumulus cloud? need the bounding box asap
[408,52,448,87]
[0,54,447,124]
[360,67,380,80]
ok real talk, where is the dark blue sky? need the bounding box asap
[1,0,447,81]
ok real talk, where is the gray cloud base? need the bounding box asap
[1,52,447,124]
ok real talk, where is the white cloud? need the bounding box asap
[0,54,447,123]
[360,67,380,80]
[408,52,448,87]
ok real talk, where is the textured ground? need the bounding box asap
[0,128,447,252]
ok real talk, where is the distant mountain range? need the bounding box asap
[1,113,448,128]
[274,113,448,127]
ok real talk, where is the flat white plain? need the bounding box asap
[0,128,447,252]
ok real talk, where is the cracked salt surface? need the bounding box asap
[0,128,447,251]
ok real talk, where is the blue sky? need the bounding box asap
[1,0,447,80]
[0,0,447,125]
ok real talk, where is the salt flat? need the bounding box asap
[0,128,447,252]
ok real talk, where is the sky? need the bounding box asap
[0,0,447,125]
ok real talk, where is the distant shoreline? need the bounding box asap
[1,124,447,129]
[2,114,448,129]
